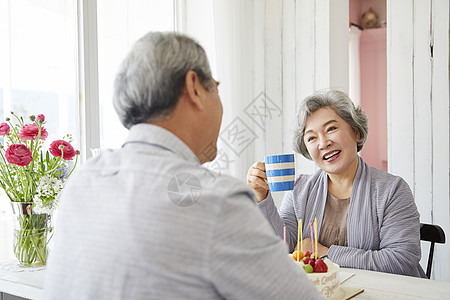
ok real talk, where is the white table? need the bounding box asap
[340,267,450,299]
[0,262,44,300]
[0,265,449,300]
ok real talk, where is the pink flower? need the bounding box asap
[5,144,33,166]
[49,140,76,160]
[18,123,48,141]
[36,114,45,122]
[0,123,10,136]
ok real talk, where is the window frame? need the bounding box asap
[78,0,100,162]
[78,0,179,162]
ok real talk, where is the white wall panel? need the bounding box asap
[388,0,449,281]
[387,0,414,186]
[429,0,450,282]
[413,0,433,223]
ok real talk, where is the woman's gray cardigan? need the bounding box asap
[258,156,426,278]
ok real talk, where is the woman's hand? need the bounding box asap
[296,238,329,258]
[246,161,269,203]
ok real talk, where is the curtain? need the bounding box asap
[180,0,262,181]
[180,0,287,206]
[180,0,327,207]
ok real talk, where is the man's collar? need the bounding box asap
[123,123,200,165]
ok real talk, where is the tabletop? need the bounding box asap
[1,263,450,300]
[0,261,44,300]
[340,267,450,300]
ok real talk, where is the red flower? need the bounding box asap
[5,144,33,166]
[0,123,10,136]
[18,123,48,141]
[36,114,45,122]
[49,140,76,160]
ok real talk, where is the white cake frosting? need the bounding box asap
[304,259,340,298]
[290,255,341,299]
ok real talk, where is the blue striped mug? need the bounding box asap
[264,154,295,192]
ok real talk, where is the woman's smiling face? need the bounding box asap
[303,106,360,176]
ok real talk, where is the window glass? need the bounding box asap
[97,0,175,149]
[3,0,79,145]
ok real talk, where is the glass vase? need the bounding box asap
[10,202,53,267]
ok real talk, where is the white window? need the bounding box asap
[97,0,175,149]
[0,0,79,147]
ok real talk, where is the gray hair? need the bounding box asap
[113,32,213,129]
[293,88,368,160]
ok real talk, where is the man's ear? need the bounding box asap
[184,70,205,110]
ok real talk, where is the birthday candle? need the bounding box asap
[297,220,301,261]
[310,222,314,255]
[314,217,318,259]
[283,225,286,244]
[300,219,303,253]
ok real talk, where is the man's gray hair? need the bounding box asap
[293,88,368,160]
[113,32,213,129]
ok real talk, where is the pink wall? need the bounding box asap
[349,0,361,25]
[350,0,387,171]
[359,27,387,171]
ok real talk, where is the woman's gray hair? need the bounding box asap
[113,32,213,129]
[293,88,368,160]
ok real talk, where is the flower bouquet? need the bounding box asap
[0,112,79,266]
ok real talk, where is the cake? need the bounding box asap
[289,253,341,299]
[303,259,340,298]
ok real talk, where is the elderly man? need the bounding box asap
[44,32,323,299]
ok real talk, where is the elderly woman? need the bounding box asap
[247,88,426,278]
